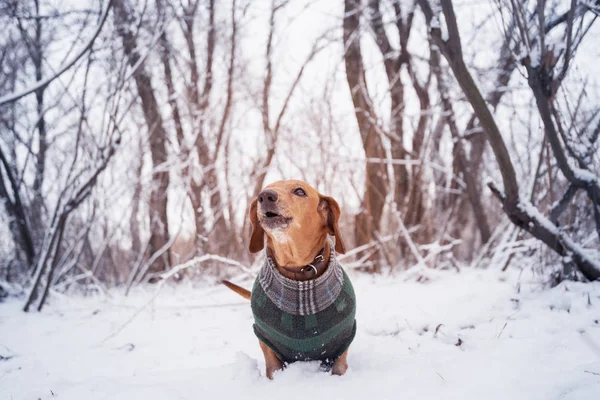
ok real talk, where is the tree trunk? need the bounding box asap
[368,0,409,211]
[181,0,227,254]
[29,0,47,253]
[0,147,35,267]
[403,60,430,234]
[113,0,170,273]
[129,135,144,265]
[344,0,389,272]
[430,44,492,244]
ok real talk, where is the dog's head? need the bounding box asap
[248,180,346,256]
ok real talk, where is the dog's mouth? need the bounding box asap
[260,210,292,230]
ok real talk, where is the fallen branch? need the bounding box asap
[158,254,255,281]
[337,233,400,262]
[489,181,600,281]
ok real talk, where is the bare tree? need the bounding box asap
[0,0,122,308]
[417,0,600,280]
[24,138,119,311]
[367,0,417,218]
[113,0,171,274]
[520,0,600,240]
[343,0,389,272]
[2,0,599,311]
[0,146,35,268]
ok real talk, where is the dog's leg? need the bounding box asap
[259,340,284,379]
[331,348,349,376]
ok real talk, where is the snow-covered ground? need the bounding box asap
[1,268,600,400]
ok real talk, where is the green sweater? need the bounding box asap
[251,269,356,364]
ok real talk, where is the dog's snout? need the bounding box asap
[258,189,278,205]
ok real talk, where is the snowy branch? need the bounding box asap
[0,0,114,107]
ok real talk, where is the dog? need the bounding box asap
[223,180,356,379]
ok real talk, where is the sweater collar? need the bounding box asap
[258,241,344,315]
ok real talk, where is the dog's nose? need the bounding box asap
[258,189,278,205]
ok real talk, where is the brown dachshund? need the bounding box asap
[223,180,356,379]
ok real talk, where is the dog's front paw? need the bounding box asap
[265,363,285,380]
[331,361,348,376]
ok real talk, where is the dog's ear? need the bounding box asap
[318,195,346,254]
[248,198,264,253]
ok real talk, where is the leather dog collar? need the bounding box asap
[280,246,330,279]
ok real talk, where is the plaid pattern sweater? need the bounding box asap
[251,251,356,364]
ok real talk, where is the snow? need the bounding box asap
[573,167,599,184]
[1,268,600,400]
[518,200,560,235]
[529,42,541,68]
[429,14,450,42]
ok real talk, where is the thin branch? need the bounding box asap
[0,0,114,107]
[550,184,579,224]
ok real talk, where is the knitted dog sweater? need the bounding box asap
[251,249,356,364]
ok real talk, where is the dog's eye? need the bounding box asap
[293,188,307,197]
